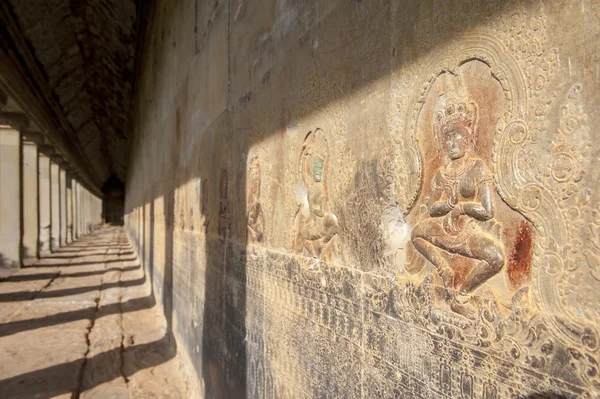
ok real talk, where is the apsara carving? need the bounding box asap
[292,129,341,266]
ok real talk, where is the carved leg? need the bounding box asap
[412,236,454,289]
[459,235,504,295]
[405,242,427,274]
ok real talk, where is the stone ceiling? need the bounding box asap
[0,0,139,188]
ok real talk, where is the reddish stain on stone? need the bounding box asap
[508,221,534,288]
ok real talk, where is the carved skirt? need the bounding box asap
[416,215,485,258]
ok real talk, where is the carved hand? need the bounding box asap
[448,183,459,206]
[448,207,463,233]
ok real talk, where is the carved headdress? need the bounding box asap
[300,129,329,188]
[248,156,261,198]
[434,73,479,150]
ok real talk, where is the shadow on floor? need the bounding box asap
[36,250,135,259]
[0,331,176,399]
[0,272,145,302]
[0,293,156,338]
[0,265,140,283]
[25,257,138,269]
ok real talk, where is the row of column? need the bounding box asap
[0,125,103,268]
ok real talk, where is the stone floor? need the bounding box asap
[0,227,197,399]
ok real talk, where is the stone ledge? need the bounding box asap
[0,112,28,129]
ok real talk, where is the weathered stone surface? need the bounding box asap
[124,0,600,398]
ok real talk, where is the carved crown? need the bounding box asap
[434,74,478,140]
[301,129,329,185]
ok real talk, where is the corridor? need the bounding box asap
[0,0,598,397]
[0,227,196,399]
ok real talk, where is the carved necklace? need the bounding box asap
[442,157,473,181]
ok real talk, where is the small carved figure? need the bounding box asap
[188,179,201,231]
[247,157,264,243]
[178,185,186,230]
[293,129,340,264]
[410,75,505,316]
[218,170,230,240]
[200,178,209,232]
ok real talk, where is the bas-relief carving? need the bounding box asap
[189,178,201,232]
[218,169,230,240]
[387,3,598,395]
[247,156,264,244]
[200,178,209,233]
[216,3,598,399]
[292,129,341,266]
[409,73,507,321]
[174,176,207,234]
[176,183,187,231]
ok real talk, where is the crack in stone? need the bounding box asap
[4,271,61,323]
[118,269,130,385]
[26,270,62,301]
[39,272,61,293]
[72,291,101,399]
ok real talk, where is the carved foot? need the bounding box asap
[450,293,477,320]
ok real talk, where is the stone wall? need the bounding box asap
[123,0,600,397]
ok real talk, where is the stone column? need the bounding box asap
[97,196,102,226]
[80,187,85,235]
[86,189,90,233]
[50,159,60,251]
[66,174,73,244]
[90,192,95,230]
[38,145,53,255]
[0,126,21,267]
[75,180,81,239]
[21,132,42,261]
[89,193,94,230]
[59,166,67,246]
[98,196,102,226]
[76,182,82,237]
[92,194,97,228]
[91,194,95,229]
[88,191,92,232]
[81,187,87,235]
[85,189,91,233]
[93,195,99,227]
[72,180,78,240]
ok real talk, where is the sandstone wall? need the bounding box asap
[124,1,600,397]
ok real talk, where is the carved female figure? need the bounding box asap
[247,157,264,243]
[293,130,340,263]
[410,77,505,313]
[218,169,230,240]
